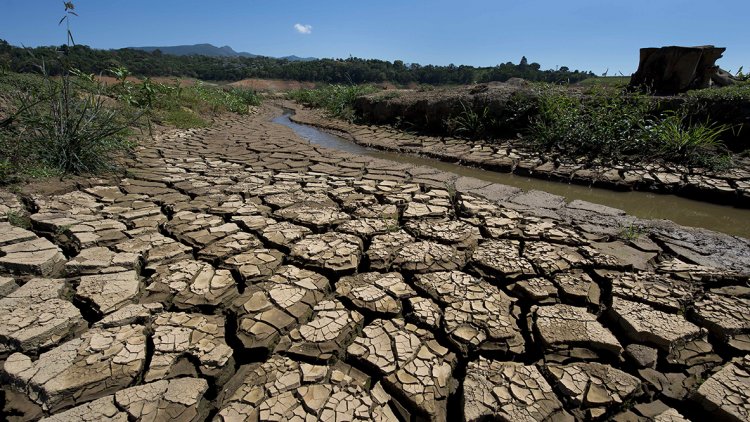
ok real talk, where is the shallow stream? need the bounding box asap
[273,112,750,238]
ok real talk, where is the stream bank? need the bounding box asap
[287,101,750,208]
[276,105,750,239]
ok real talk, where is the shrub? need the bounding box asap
[525,85,735,169]
[685,83,750,102]
[529,85,653,161]
[444,101,494,139]
[288,84,378,121]
[0,2,138,177]
[107,77,260,129]
[645,111,733,169]
[13,65,137,174]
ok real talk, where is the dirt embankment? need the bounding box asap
[353,82,750,152]
[288,102,750,207]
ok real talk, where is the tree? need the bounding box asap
[1,40,594,85]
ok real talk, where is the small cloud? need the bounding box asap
[294,23,312,35]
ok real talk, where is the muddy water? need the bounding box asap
[273,113,750,239]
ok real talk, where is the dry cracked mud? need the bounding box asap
[1,104,749,421]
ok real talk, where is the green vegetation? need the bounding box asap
[0,2,261,185]
[619,222,645,241]
[291,81,739,170]
[529,86,654,160]
[5,211,31,229]
[576,76,631,88]
[685,83,750,102]
[0,70,262,183]
[1,2,137,179]
[162,108,209,129]
[646,111,733,168]
[288,84,378,121]
[445,102,495,139]
[0,40,595,86]
[529,86,735,169]
[376,91,401,101]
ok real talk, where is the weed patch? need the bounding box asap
[162,108,209,129]
[288,84,378,121]
[618,222,645,241]
[524,85,736,170]
[645,111,734,169]
[6,211,31,229]
[444,101,495,139]
[529,85,653,161]
[685,83,750,102]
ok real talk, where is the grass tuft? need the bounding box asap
[6,211,31,229]
[288,84,378,121]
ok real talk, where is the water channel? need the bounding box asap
[273,112,750,239]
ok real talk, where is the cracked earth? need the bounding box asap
[1,104,750,421]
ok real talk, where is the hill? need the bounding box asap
[128,43,315,61]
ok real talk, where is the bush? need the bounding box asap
[529,85,653,161]
[0,69,138,178]
[288,84,378,121]
[525,85,736,169]
[1,2,262,183]
[191,83,261,114]
[107,77,260,129]
[0,2,138,179]
[685,83,750,102]
[444,101,494,139]
[646,111,733,169]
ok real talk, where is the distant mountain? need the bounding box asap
[127,43,315,61]
[279,55,317,62]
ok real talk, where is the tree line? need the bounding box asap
[0,40,595,85]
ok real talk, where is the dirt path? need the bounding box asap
[0,104,749,421]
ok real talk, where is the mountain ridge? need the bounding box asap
[126,43,315,61]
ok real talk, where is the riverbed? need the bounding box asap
[274,112,750,238]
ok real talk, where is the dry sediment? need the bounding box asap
[0,104,749,421]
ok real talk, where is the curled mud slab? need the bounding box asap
[1,104,749,421]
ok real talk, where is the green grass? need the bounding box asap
[444,101,494,139]
[190,83,261,114]
[288,84,379,121]
[577,76,631,88]
[161,108,209,129]
[0,70,262,184]
[685,83,750,102]
[646,111,733,169]
[619,222,645,241]
[1,70,137,179]
[524,84,736,169]
[529,85,654,161]
[5,211,31,229]
[112,79,261,122]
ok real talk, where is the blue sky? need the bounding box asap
[1,0,748,75]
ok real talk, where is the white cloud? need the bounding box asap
[294,23,312,35]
